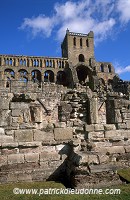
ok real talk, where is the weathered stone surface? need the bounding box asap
[0,110,11,126]
[88,154,99,164]
[17,173,32,181]
[90,164,118,173]
[33,130,54,141]
[0,128,5,135]
[25,153,39,163]
[5,130,14,136]
[7,173,17,182]
[14,130,33,142]
[126,121,130,129]
[104,124,116,131]
[94,142,112,147]
[11,109,22,117]
[54,122,66,128]
[8,154,24,164]
[10,102,29,110]
[106,146,125,154]
[87,131,104,139]
[117,123,127,129]
[42,146,56,152]
[105,130,130,139]
[0,98,10,110]
[19,141,41,147]
[1,142,18,148]
[40,152,60,162]
[0,155,7,166]
[94,124,104,131]
[124,146,130,153]
[19,123,36,129]
[98,154,109,164]
[54,128,73,141]
[0,135,13,143]
[85,124,95,132]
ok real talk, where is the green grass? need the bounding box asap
[117,168,130,182]
[0,181,130,200]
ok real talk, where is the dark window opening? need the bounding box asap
[108,64,111,73]
[79,54,85,62]
[80,38,82,47]
[100,64,104,72]
[73,37,76,46]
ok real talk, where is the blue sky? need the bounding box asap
[0,0,130,80]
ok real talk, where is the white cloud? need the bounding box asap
[117,0,130,23]
[115,65,130,75]
[20,15,56,38]
[19,0,130,42]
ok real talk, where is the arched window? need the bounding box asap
[44,70,54,82]
[80,38,82,47]
[4,68,15,80]
[56,71,66,85]
[73,37,76,46]
[79,54,85,62]
[100,64,104,72]
[108,64,111,73]
[18,69,28,82]
[32,70,42,83]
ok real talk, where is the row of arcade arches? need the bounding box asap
[4,69,66,86]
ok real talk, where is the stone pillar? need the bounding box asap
[89,94,99,124]
[1,57,4,66]
[15,58,19,66]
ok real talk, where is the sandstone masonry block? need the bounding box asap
[54,128,73,141]
[33,130,54,141]
[94,124,104,131]
[85,124,95,132]
[0,135,13,143]
[104,124,116,131]
[106,146,125,154]
[25,153,39,163]
[14,130,33,142]
[10,102,29,110]
[8,154,24,164]
[88,131,104,139]
[40,152,60,162]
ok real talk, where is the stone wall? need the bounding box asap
[0,88,130,188]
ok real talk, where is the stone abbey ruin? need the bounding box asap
[0,30,130,188]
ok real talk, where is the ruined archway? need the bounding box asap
[44,70,54,82]
[32,70,41,83]
[4,68,15,88]
[76,65,90,85]
[18,69,28,82]
[56,71,66,85]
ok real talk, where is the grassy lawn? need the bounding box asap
[0,181,130,200]
[117,168,130,183]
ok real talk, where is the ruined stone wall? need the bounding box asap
[0,88,130,188]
